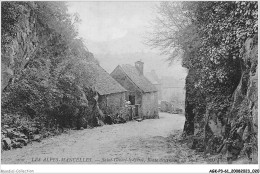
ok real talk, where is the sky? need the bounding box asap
[67,1,187,80]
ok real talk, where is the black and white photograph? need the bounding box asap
[1,1,259,173]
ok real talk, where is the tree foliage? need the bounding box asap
[1,2,98,129]
[147,1,258,135]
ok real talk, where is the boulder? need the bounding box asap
[2,130,7,135]
[2,138,11,150]
[93,117,104,127]
[1,133,6,139]
[118,117,126,123]
[17,126,23,130]
[12,131,20,138]
[33,135,42,142]
[86,125,93,129]
[28,133,34,140]
[93,117,100,127]
[42,133,47,138]
[45,131,51,137]
[19,133,27,139]
[15,138,28,146]
[99,120,105,126]
[242,126,249,141]
[135,118,143,122]
[104,115,113,125]
[113,118,119,124]
[6,129,14,138]
[33,128,40,134]
[12,141,23,148]
[19,127,30,137]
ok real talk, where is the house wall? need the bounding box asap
[98,92,126,116]
[111,67,159,119]
[111,67,141,105]
[141,92,159,119]
[154,84,162,100]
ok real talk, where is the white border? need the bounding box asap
[1,0,259,174]
[1,164,260,174]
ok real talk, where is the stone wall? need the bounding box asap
[142,92,159,119]
[99,92,127,119]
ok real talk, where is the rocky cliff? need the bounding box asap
[184,35,258,163]
[2,2,38,91]
[227,35,258,163]
[1,2,99,151]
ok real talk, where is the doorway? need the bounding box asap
[129,95,135,105]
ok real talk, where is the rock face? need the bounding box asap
[1,2,38,92]
[228,36,258,162]
[2,138,12,150]
[183,69,196,137]
[183,36,258,163]
[1,2,104,152]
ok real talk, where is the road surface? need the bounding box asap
[1,112,207,164]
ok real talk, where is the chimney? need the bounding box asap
[135,60,144,75]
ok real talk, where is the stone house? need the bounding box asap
[111,61,159,119]
[145,70,162,100]
[87,62,127,118]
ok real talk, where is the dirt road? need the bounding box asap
[1,113,207,164]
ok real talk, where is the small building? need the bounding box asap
[111,61,159,119]
[160,76,185,111]
[145,70,162,100]
[87,62,127,116]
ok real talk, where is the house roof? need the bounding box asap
[86,63,127,95]
[145,70,161,85]
[145,72,160,85]
[119,64,157,93]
